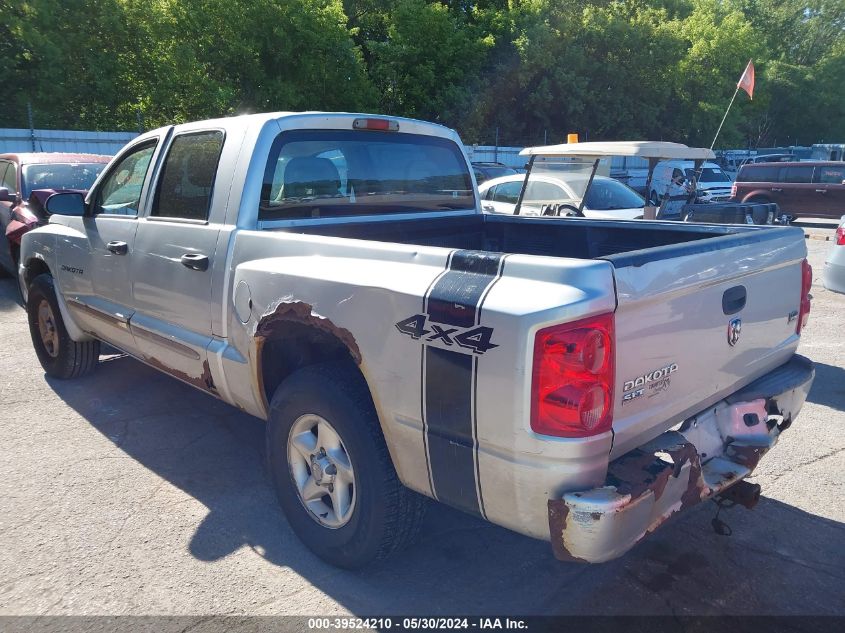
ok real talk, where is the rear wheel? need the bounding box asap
[27,274,100,379]
[266,361,427,569]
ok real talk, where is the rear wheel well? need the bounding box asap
[260,323,361,409]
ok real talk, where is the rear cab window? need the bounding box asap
[258,130,475,221]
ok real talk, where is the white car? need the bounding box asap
[823,216,845,294]
[478,173,646,220]
[649,160,733,204]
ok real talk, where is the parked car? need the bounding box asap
[731,161,845,220]
[471,161,517,184]
[738,153,795,168]
[823,216,845,294]
[0,153,110,282]
[21,112,813,568]
[479,173,645,219]
[649,160,733,204]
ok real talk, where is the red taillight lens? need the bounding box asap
[531,313,615,438]
[836,227,845,246]
[797,259,812,335]
[731,183,737,198]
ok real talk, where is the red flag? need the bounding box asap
[737,60,755,99]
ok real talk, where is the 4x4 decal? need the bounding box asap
[395,314,498,355]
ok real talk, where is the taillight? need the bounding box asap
[531,313,615,438]
[796,259,812,335]
[836,227,845,246]
[731,183,737,198]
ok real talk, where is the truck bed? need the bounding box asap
[283,212,787,265]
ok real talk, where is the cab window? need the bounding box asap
[94,141,157,216]
[152,131,225,221]
[780,166,813,183]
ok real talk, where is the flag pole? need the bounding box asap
[710,85,740,151]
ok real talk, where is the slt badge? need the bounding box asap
[727,318,742,347]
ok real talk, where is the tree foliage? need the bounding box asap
[1,0,844,148]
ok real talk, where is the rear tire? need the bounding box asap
[266,361,427,569]
[27,274,100,379]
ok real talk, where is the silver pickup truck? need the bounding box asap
[19,112,814,569]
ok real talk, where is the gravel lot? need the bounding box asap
[0,223,843,617]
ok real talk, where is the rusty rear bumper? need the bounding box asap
[548,354,814,563]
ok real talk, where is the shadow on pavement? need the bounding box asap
[46,352,845,616]
[806,362,845,411]
[0,278,24,311]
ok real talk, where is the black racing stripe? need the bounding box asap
[424,346,478,515]
[419,250,456,499]
[421,250,505,516]
[427,250,504,327]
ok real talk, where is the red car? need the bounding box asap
[0,153,112,282]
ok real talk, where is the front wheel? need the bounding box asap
[266,361,427,569]
[27,274,100,379]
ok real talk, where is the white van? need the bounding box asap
[649,160,733,204]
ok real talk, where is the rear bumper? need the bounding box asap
[548,354,814,563]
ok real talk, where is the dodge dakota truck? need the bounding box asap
[19,112,814,569]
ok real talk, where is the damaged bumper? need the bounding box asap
[548,354,814,563]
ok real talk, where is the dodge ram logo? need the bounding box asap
[727,318,742,346]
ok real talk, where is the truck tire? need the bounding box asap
[27,273,100,379]
[266,361,427,569]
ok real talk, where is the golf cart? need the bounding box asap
[512,141,779,225]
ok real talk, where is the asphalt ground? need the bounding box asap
[0,221,843,618]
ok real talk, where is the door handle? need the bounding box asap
[771,188,783,192]
[815,189,827,193]
[106,241,128,255]
[180,253,209,271]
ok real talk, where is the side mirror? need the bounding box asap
[46,191,86,216]
[0,187,17,203]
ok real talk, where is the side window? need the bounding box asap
[781,166,813,183]
[817,167,845,184]
[671,168,684,181]
[1,162,17,192]
[95,141,157,215]
[525,181,566,201]
[491,181,522,204]
[152,131,224,221]
[739,165,779,182]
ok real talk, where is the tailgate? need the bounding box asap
[606,226,807,458]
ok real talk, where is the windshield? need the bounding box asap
[583,179,645,210]
[259,130,475,220]
[684,167,729,184]
[22,163,106,197]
